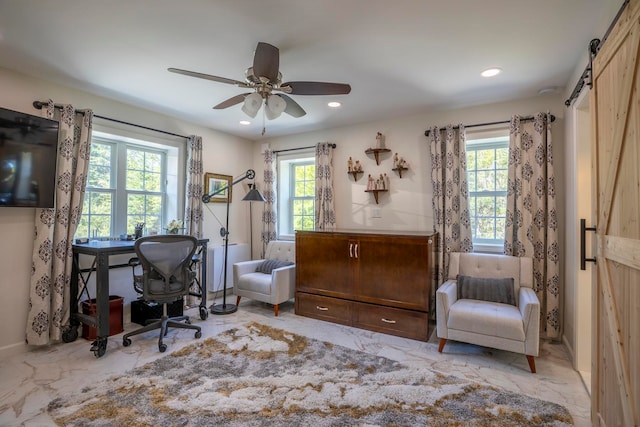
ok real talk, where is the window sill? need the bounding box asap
[472,243,504,254]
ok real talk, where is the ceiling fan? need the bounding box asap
[168,42,351,122]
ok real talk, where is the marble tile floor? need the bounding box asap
[0,296,591,427]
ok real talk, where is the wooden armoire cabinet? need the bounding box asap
[295,230,437,341]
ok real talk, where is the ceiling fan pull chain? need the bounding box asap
[262,107,266,136]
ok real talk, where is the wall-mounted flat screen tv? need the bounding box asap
[0,107,59,208]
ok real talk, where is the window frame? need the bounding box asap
[76,129,185,239]
[465,130,510,252]
[277,150,315,240]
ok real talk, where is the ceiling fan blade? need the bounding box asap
[283,81,352,95]
[253,42,279,83]
[213,93,251,109]
[168,68,249,87]
[279,94,306,118]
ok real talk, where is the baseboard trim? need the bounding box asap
[0,341,28,358]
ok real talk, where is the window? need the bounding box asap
[277,153,315,238]
[466,133,509,248]
[76,131,182,239]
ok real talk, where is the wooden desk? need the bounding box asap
[66,238,209,357]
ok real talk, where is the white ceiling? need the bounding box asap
[0,0,622,140]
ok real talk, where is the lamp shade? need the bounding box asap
[242,185,266,202]
[265,94,286,120]
[241,93,262,118]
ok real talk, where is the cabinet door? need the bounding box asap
[355,235,431,311]
[295,232,353,298]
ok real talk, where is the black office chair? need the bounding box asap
[122,235,202,352]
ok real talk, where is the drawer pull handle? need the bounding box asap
[354,243,358,258]
[381,318,396,324]
[316,306,329,311]
[349,243,353,258]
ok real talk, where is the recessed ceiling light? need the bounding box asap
[328,101,341,108]
[239,120,251,125]
[481,68,502,78]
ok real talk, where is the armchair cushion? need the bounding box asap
[457,275,516,306]
[256,259,294,274]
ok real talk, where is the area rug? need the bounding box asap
[49,322,574,426]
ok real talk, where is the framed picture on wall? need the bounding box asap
[204,173,232,203]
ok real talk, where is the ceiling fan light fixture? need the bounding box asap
[239,120,251,125]
[328,101,341,108]
[265,94,286,120]
[241,93,262,118]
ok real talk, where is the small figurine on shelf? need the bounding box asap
[384,173,390,189]
[379,173,386,190]
[355,160,362,172]
[348,156,354,172]
[375,132,385,149]
[393,152,399,168]
[401,158,409,168]
[367,174,375,190]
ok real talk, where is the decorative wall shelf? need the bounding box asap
[365,189,388,204]
[392,167,408,178]
[364,148,391,165]
[348,171,364,180]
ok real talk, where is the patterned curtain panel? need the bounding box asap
[315,142,336,231]
[26,100,93,345]
[184,135,203,238]
[504,113,560,339]
[261,149,277,257]
[429,124,473,288]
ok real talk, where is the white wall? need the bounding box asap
[252,94,565,247]
[0,67,253,352]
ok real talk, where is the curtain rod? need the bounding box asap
[273,143,336,154]
[564,0,629,107]
[32,100,189,139]
[423,114,555,137]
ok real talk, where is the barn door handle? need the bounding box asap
[580,218,597,270]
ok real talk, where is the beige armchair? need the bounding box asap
[233,240,295,316]
[436,252,540,373]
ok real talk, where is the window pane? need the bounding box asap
[496,148,509,168]
[477,150,495,169]
[90,192,112,215]
[496,196,506,216]
[496,170,508,190]
[477,218,496,239]
[294,181,305,197]
[304,181,314,197]
[467,171,477,192]
[145,152,162,173]
[145,172,162,192]
[302,199,314,215]
[466,151,476,170]
[127,150,144,170]
[127,170,144,190]
[304,165,315,180]
[477,196,495,216]
[477,171,495,192]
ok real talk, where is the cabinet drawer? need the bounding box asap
[353,302,429,341]
[295,292,352,325]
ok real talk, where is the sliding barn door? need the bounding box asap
[590,0,640,425]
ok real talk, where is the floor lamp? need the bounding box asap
[202,169,265,315]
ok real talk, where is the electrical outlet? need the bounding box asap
[372,207,381,218]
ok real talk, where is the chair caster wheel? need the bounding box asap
[195,331,202,339]
[123,338,131,347]
[159,344,167,352]
[199,307,208,320]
